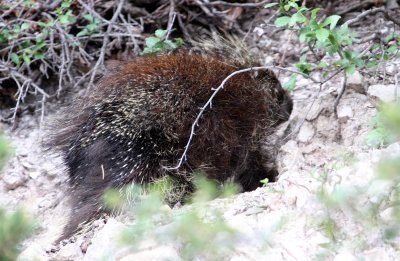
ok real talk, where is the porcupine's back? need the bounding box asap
[48,51,292,241]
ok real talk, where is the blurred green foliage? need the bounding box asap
[0,135,13,170]
[0,209,34,261]
[0,134,34,260]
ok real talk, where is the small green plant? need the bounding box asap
[0,135,12,170]
[266,0,400,89]
[0,209,34,261]
[0,135,34,260]
[116,176,239,260]
[142,29,184,54]
[366,106,397,148]
[76,14,101,37]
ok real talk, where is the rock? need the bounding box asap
[305,102,323,121]
[17,243,47,261]
[279,140,305,170]
[297,122,315,143]
[368,84,400,102]
[337,105,354,120]
[55,242,84,261]
[362,248,391,261]
[346,71,366,94]
[386,0,399,9]
[21,161,34,170]
[384,142,400,157]
[83,218,127,261]
[333,250,357,261]
[2,173,28,190]
[119,245,181,261]
[380,207,395,222]
[29,171,40,179]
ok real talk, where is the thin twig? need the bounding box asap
[334,73,347,117]
[343,7,400,28]
[165,0,176,40]
[203,0,270,7]
[86,0,125,92]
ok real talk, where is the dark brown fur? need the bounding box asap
[47,51,292,241]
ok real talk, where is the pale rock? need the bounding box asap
[387,0,399,10]
[383,142,400,157]
[337,105,354,120]
[295,189,310,209]
[362,248,391,261]
[281,238,307,260]
[83,218,127,261]
[21,161,34,169]
[119,245,181,261]
[333,250,357,261]
[283,187,298,206]
[29,171,40,179]
[368,84,400,102]
[259,249,285,261]
[305,102,323,121]
[2,173,28,190]
[42,161,59,177]
[380,207,395,222]
[346,71,366,94]
[55,242,84,261]
[298,122,315,143]
[279,140,305,170]
[311,233,330,245]
[17,243,47,261]
[367,180,392,203]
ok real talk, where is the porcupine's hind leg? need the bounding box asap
[234,150,278,192]
[57,138,120,242]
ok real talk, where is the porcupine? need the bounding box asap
[46,40,293,241]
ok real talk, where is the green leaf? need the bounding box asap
[174,37,184,46]
[10,53,20,65]
[61,0,72,8]
[76,29,89,37]
[163,39,177,50]
[283,75,297,91]
[317,61,328,68]
[275,16,291,27]
[23,54,31,65]
[34,40,45,50]
[322,15,341,30]
[87,23,98,32]
[145,36,161,48]
[83,14,94,22]
[311,8,320,20]
[345,64,356,75]
[21,22,30,31]
[289,12,306,26]
[155,29,167,39]
[59,11,76,24]
[37,21,54,27]
[59,14,69,24]
[366,61,378,69]
[316,28,329,42]
[343,50,353,61]
[370,43,380,50]
[386,45,398,56]
[264,3,278,8]
[34,53,44,59]
[287,1,299,10]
